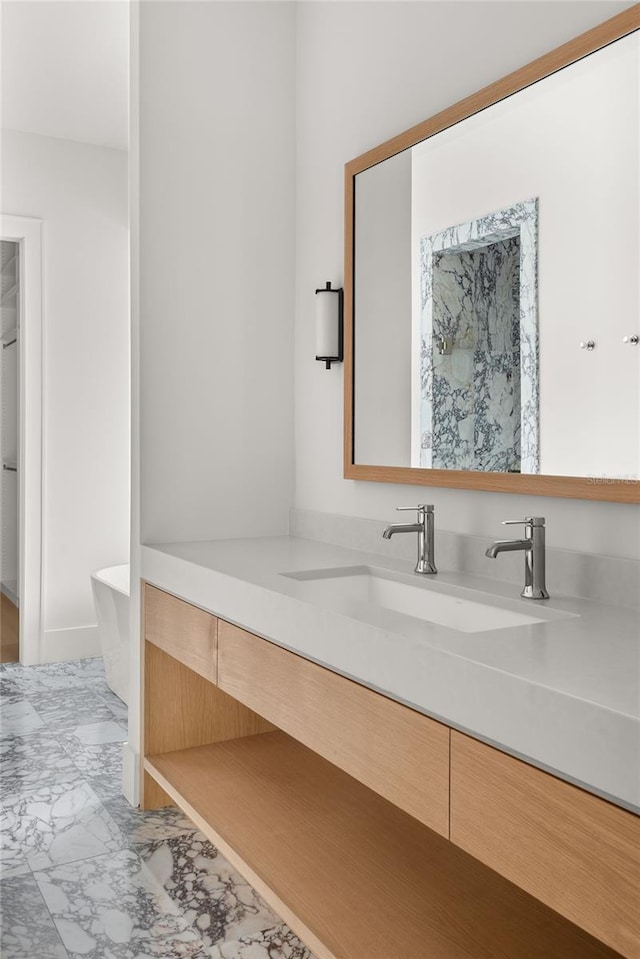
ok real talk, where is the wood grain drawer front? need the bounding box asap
[217,620,450,838]
[450,731,640,959]
[144,584,217,683]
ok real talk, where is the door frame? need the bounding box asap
[1,214,43,665]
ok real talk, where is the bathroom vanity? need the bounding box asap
[140,536,640,959]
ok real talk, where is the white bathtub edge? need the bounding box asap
[92,563,130,597]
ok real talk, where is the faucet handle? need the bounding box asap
[502,516,545,527]
[396,504,434,513]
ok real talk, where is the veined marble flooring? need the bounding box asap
[0,658,313,959]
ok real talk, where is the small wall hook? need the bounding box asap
[580,340,596,351]
[623,334,639,345]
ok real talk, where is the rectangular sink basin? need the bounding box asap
[281,565,567,633]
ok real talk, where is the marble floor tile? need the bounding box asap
[208,926,314,959]
[72,719,127,746]
[0,842,30,879]
[0,699,45,738]
[140,834,313,958]
[86,766,125,802]
[105,692,129,724]
[1,779,125,871]
[35,849,210,959]
[59,734,125,779]
[0,729,85,795]
[0,657,106,695]
[26,686,122,732]
[0,677,21,700]
[0,872,69,958]
[105,796,198,847]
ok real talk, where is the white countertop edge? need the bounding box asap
[141,539,640,814]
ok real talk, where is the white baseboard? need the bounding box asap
[122,742,139,807]
[42,624,101,663]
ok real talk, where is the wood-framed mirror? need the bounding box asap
[344,5,640,503]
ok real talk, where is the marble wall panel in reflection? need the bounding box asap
[419,198,538,473]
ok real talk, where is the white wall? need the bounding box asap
[137,1,295,544]
[295,1,640,560]
[0,130,130,657]
[0,0,129,151]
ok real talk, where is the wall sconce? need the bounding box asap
[315,281,343,370]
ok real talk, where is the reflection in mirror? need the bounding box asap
[417,200,538,473]
[352,30,639,482]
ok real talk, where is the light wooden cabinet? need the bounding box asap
[217,619,450,837]
[142,582,634,959]
[450,730,640,959]
[144,584,217,683]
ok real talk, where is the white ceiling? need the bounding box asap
[1,0,129,151]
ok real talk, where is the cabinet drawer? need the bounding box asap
[217,620,450,837]
[144,584,217,683]
[450,731,640,959]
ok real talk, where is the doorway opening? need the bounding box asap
[1,239,19,661]
[0,215,43,666]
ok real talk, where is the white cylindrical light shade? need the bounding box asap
[316,290,340,358]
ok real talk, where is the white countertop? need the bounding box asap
[142,535,640,813]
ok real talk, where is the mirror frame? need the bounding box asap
[344,4,640,503]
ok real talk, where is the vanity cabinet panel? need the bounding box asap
[144,641,274,761]
[144,583,217,683]
[450,731,640,959]
[143,582,627,958]
[217,619,450,838]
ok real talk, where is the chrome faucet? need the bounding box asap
[486,516,549,599]
[383,504,437,575]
